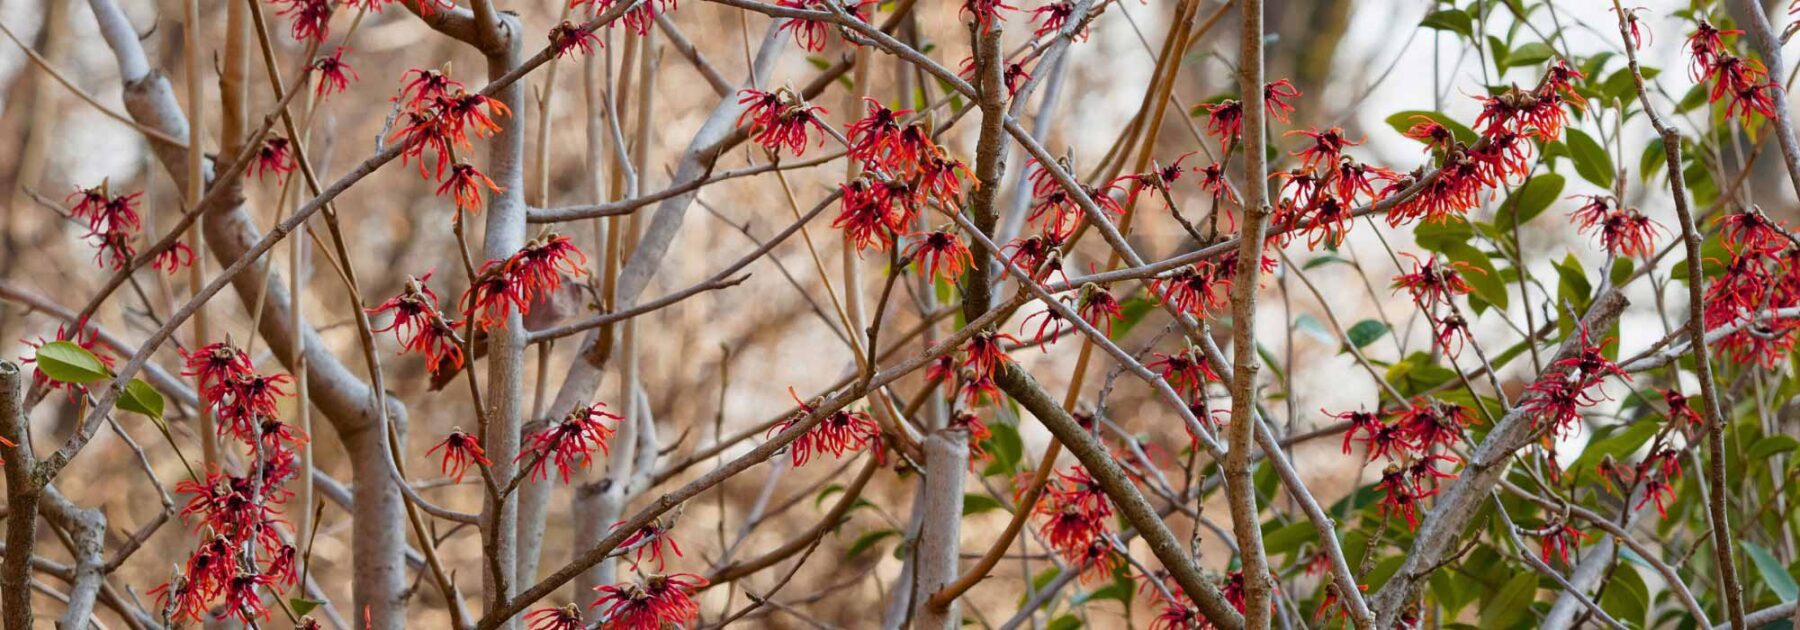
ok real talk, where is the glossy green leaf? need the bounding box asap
[1565,127,1615,189]
[1442,243,1509,310]
[1480,572,1539,628]
[1346,320,1391,350]
[1508,42,1555,68]
[32,340,110,385]
[963,493,1006,516]
[845,528,898,560]
[980,422,1024,477]
[1496,174,1564,232]
[118,379,166,424]
[290,598,325,617]
[1744,541,1799,601]
[1421,8,1473,38]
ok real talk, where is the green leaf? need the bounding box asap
[1553,254,1593,313]
[1046,614,1082,630]
[1744,541,1799,601]
[1488,35,1512,72]
[1419,8,1473,38]
[1303,254,1349,270]
[962,493,1006,516]
[1480,572,1540,628]
[1414,216,1475,253]
[1385,110,1479,146]
[289,597,325,617]
[118,379,165,422]
[1346,320,1391,350]
[845,528,898,560]
[1110,297,1156,341]
[1442,243,1509,310]
[980,422,1024,477]
[1262,520,1316,556]
[1639,137,1667,182]
[1496,174,1565,232]
[1749,435,1800,459]
[33,340,111,385]
[1071,576,1135,606]
[1565,127,1615,189]
[1599,561,1649,627]
[1508,42,1555,68]
[815,484,845,509]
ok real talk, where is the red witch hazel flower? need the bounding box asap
[437,162,501,212]
[961,0,1018,32]
[463,259,532,330]
[962,330,1018,379]
[427,428,490,483]
[1376,464,1432,529]
[1036,466,1111,553]
[1392,253,1475,309]
[519,402,620,483]
[1151,262,1228,315]
[1286,127,1362,169]
[274,0,332,43]
[770,388,881,466]
[1538,521,1585,565]
[613,516,684,570]
[525,604,585,630]
[1031,0,1087,40]
[1149,346,1218,396]
[777,0,875,51]
[1203,99,1243,151]
[904,229,971,282]
[550,21,603,58]
[834,177,900,251]
[1265,79,1302,123]
[736,87,831,156]
[1403,115,1455,151]
[312,47,358,97]
[1333,408,1383,456]
[181,341,255,397]
[369,270,466,369]
[590,573,708,630]
[1076,283,1122,335]
[152,241,195,274]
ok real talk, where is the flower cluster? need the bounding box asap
[1020,158,1124,242]
[1569,194,1663,258]
[370,270,466,374]
[1519,327,1626,440]
[776,0,875,51]
[769,387,881,466]
[65,183,193,273]
[1268,129,1404,249]
[737,87,831,157]
[155,341,305,623]
[1386,63,1584,226]
[1704,209,1799,368]
[312,47,358,98]
[1391,253,1484,357]
[460,231,587,332]
[1201,80,1303,151]
[1033,466,1118,581]
[570,0,676,36]
[1686,19,1777,123]
[387,67,510,212]
[1334,400,1469,529]
[518,402,619,483]
[833,98,973,252]
[589,572,708,629]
